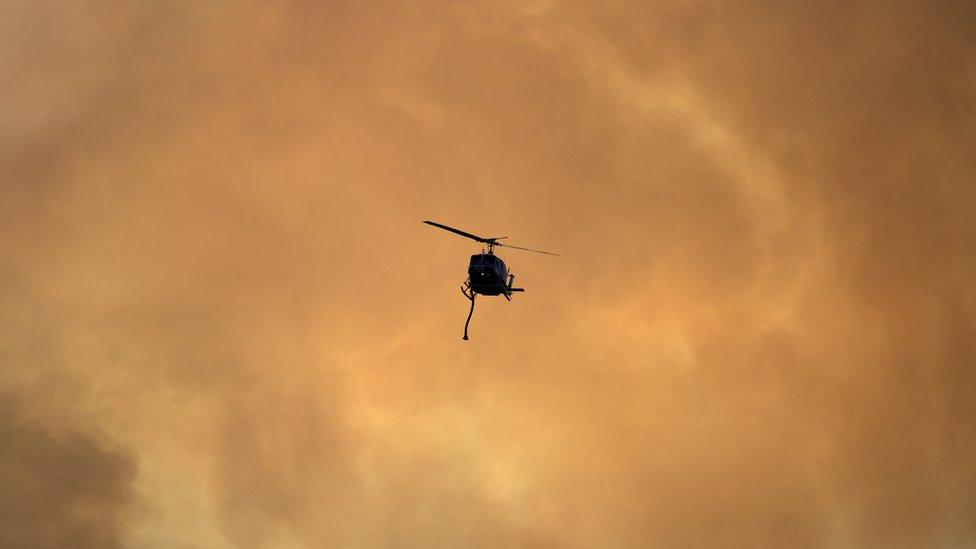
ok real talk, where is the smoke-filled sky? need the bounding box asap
[2,1,975,547]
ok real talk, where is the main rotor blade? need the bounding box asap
[496,242,559,256]
[424,220,557,255]
[423,220,491,243]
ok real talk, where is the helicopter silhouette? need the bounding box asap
[423,220,557,340]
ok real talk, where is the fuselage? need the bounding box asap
[467,253,508,295]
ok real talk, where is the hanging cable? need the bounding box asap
[461,283,475,341]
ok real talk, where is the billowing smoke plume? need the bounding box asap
[2,1,973,547]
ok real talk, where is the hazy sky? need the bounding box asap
[2,2,974,547]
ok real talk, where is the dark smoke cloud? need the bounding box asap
[2,1,974,547]
[0,395,136,548]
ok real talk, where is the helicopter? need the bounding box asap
[423,220,557,340]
